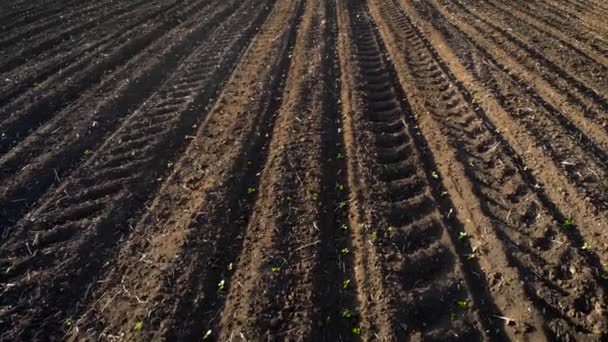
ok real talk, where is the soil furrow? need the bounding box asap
[469,0,608,93]
[0,0,109,50]
[443,1,608,112]
[0,0,235,233]
[407,0,608,221]
[1,0,606,338]
[483,0,608,66]
[64,1,301,339]
[0,0,186,109]
[217,0,360,339]
[411,0,608,238]
[308,0,362,339]
[336,0,504,339]
[0,0,88,33]
[421,1,608,157]
[0,0,148,73]
[0,0,273,338]
[510,0,608,55]
[371,0,608,338]
[0,0,199,145]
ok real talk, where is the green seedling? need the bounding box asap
[450,312,457,320]
[352,326,361,335]
[581,242,591,251]
[247,187,256,194]
[286,195,293,202]
[371,231,378,239]
[339,201,346,209]
[337,152,344,159]
[431,171,439,179]
[341,309,352,318]
[456,300,469,310]
[33,82,40,88]
[218,279,225,290]
[458,232,468,240]
[271,266,281,273]
[343,279,351,289]
[64,318,72,327]
[340,223,348,231]
[311,193,319,202]
[440,191,449,197]
[167,162,173,168]
[341,248,350,255]
[227,263,234,271]
[386,225,394,232]
[203,329,212,340]
[247,160,253,166]
[337,184,344,191]
[84,149,92,156]
[601,273,608,280]
[464,253,475,261]
[563,218,574,228]
[134,321,143,331]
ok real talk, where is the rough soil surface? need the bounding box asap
[1,0,607,340]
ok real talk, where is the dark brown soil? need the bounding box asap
[1,0,607,340]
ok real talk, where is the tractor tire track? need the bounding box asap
[0,0,273,339]
[0,0,187,110]
[371,0,608,338]
[0,0,235,233]
[67,1,301,339]
[336,0,503,339]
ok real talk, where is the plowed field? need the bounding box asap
[1,0,607,340]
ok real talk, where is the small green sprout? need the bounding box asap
[387,225,394,232]
[352,326,361,335]
[134,321,143,331]
[581,242,591,251]
[203,329,212,340]
[271,266,281,273]
[33,82,40,88]
[341,248,350,255]
[325,315,331,323]
[218,279,225,290]
[286,195,293,202]
[227,263,233,271]
[167,162,173,168]
[563,218,574,228]
[450,312,457,320]
[337,152,344,159]
[371,231,378,239]
[341,309,352,318]
[311,193,319,202]
[464,253,475,261]
[247,160,253,166]
[440,191,449,197]
[431,171,439,179]
[456,300,469,309]
[340,223,348,231]
[458,232,468,240]
[337,184,344,191]
[64,318,72,327]
[343,279,351,289]
[84,149,92,156]
[247,187,256,194]
[339,201,346,209]
[601,273,608,280]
